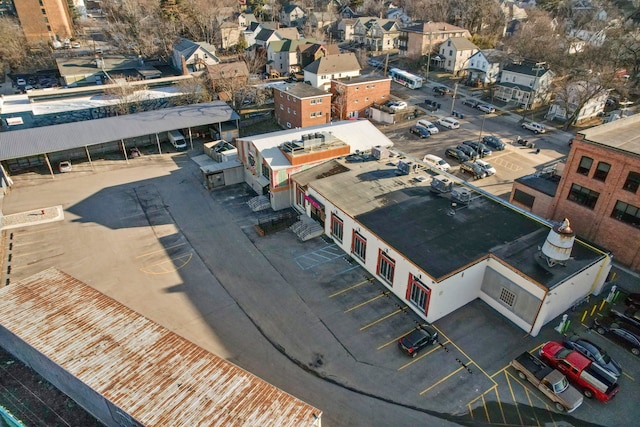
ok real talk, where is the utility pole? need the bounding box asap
[450,82,458,115]
[425,32,432,82]
[383,53,389,76]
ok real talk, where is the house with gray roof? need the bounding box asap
[303,52,361,90]
[171,38,220,74]
[494,61,554,108]
[438,36,479,75]
[465,49,506,86]
[399,21,471,57]
[267,39,316,77]
[280,3,306,28]
[353,18,400,51]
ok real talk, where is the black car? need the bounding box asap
[456,144,477,160]
[462,141,491,157]
[445,147,470,162]
[592,316,640,356]
[460,161,487,179]
[563,336,622,378]
[462,98,480,108]
[482,135,506,151]
[409,125,430,138]
[398,325,439,357]
[433,86,451,96]
[610,307,640,329]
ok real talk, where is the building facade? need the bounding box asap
[438,37,479,75]
[398,22,470,58]
[494,62,554,109]
[510,115,640,270]
[303,53,361,90]
[14,0,73,45]
[330,76,391,120]
[273,83,332,129]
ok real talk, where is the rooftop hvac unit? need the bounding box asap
[540,218,575,267]
[372,146,390,160]
[451,187,471,204]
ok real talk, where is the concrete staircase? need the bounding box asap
[247,195,271,212]
[290,217,324,241]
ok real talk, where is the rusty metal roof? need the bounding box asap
[0,268,321,427]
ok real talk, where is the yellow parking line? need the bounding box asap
[344,291,389,313]
[378,328,417,350]
[329,279,371,298]
[523,387,541,427]
[494,385,506,425]
[490,365,509,378]
[481,394,490,423]
[360,308,405,331]
[505,371,524,426]
[467,402,474,420]
[419,361,473,395]
[397,341,449,371]
[135,242,186,259]
[10,227,57,236]
[623,372,635,381]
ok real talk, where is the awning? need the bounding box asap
[256,176,270,188]
[304,194,324,210]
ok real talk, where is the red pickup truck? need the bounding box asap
[539,341,619,402]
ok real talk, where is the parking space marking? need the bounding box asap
[139,253,192,274]
[360,307,407,331]
[294,244,345,270]
[419,362,473,395]
[481,393,490,423]
[505,371,525,426]
[493,386,507,425]
[135,242,187,259]
[344,291,390,313]
[9,227,58,237]
[623,371,635,381]
[378,328,427,350]
[397,341,449,370]
[491,156,523,172]
[329,278,373,298]
[506,370,556,426]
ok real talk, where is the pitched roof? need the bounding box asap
[255,28,277,42]
[276,27,302,40]
[446,36,478,51]
[402,21,468,34]
[207,61,250,80]
[304,52,361,74]
[0,268,322,426]
[283,3,303,14]
[270,39,314,53]
[503,61,552,77]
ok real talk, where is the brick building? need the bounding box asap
[510,115,640,270]
[273,83,332,129]
[398,22,470,58]
[14,0,73,45]
[330,76,391,120]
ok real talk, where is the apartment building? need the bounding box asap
[330,76,391,120]
[273,83,332,129]
[14,0,73,45]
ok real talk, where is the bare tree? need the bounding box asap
[104,78,150,116]
[0,17,54,73]
[173,75,214,105]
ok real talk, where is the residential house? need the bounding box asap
[330,76,391,119]
[303,52,361,90]
[298,43,340,70]
[244,21,265,47]
[338,4,358,18]
[336,18,360,42]
[494,61,554,108]
[207,61,250,102]
[309,11,336,33]
[220,22,243,50]
[398,22,471,57]
[172,38,220,74]
[281,4,306,28]
[438,37,479,75]
[238,12,257,28]
[546,81,608,125]
[353,18,400,52]
[273,83,332,129]
[236,120,394,210]
[465,49,504,86]
[267,39,315,77]
[290,148,611,337]
[387,7,411,25]
[510,115,640,270]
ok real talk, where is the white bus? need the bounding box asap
[389,68,424,89]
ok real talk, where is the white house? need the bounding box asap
[289,153,612,337]
[438,37,479,75]
[353,18,400,52]
[280,4,306,28]
[171,38,220,73]
[494,61,554,108]
[546,80,608,125]
[267,39,314,77]
[303,52,361,90]
[235,120,394,210]
[465,49,504,86]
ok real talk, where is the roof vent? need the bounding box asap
[540,218,575,267]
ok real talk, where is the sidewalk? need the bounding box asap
[1,206,64,230]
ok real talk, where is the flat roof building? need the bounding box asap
[0,268,322,427]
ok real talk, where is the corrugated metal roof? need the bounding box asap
[0,101,240,161]
[0,268,321,427]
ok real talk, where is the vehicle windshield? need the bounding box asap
[554,377,569,393]
[483,163,493,169]
[556,348,572,359]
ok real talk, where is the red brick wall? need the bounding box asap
[331,79,391,120]
[550,138,640,269]
[15,0,73,44]
[274,88,331,129]
[509,183,555,218]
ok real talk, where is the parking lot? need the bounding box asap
[1,134,638,426]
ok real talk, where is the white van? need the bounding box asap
[168,130,187,151]
[436,117,460,129]
[417,119,439,134]
[423,154,451,172]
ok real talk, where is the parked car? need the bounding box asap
[437,117,460,129]
[475,159,496,175]
[563,336,622,379]
[462,98,480,108]
[460,161,487,179]
[610,307,640,330]
[398,325,438,357]
[522,121,546,134]
[462,141,491,157]
[592,315,640,356]
[390,101,408,111]
[625,293,640,309]
[456,144,477,160]
[445,147,470,163]
[433,86,451,96]
[477,104,496,114]
[71,42,81,48]
[423,154,451,172]
[482,135,506,150]
[409,125,430,138]
[16,77,26,86]
[417,119,439,134]
[58,161,72,173]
